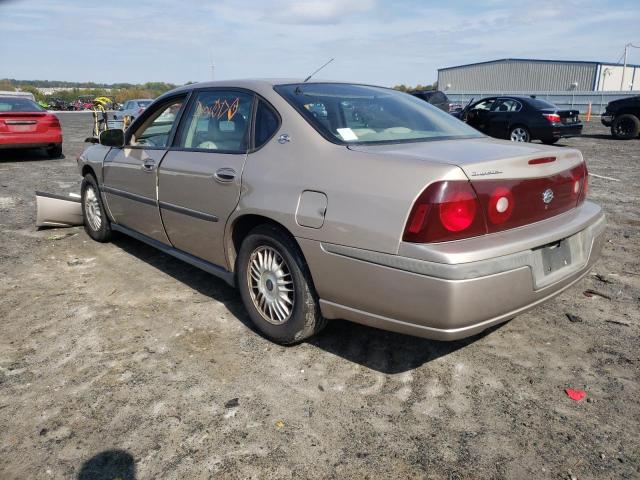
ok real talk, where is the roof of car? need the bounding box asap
[169,78,362,93]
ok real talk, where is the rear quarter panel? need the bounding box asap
[232,88,466,255]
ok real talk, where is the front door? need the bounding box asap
[102,96,186,242]
[157,89,254,267]
[466,98,496,134]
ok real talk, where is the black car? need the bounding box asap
[459,96,582,144]
[409,90,458,113]
[601,95,640,140]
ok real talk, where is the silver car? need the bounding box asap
[112,98,153,122]
[77,80,605,344]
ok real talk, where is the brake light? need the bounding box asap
[404,164,588,243]
[403,181,485,243]
[137,108,145,114]
[528,156,556,165]
[543,113,561,123]
[44,114,61,129]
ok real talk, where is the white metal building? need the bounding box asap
[438,59,640,92]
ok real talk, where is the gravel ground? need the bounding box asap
[0,113,638,480]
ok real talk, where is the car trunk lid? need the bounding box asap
[0,112,52,134]
[348,136,582,180]
[349,137,587,241]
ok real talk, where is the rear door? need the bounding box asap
[157,89,254,267]
[488,98,522,139]
[102,95,187,242]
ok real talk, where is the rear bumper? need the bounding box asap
[549,123,583,138]
[0,132,62,149]
[299,201,605,340]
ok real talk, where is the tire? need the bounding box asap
[541,137,560,145]
[237,224,326,345]
[509,126,530,142]
[47,144,63,158]
[611,114,640,140]
[81,173,112,242]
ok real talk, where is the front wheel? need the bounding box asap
[611,114,640,140]
[237,224,326,344]
[81,174,112,242]
[510,126,530,142]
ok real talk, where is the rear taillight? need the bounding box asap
[543,113,561,123]
[404,164,588,243]
[44,114,61,128]
[138,108,145,114]
[403,181,485,243]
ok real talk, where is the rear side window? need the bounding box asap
[177,90,253,153]
[254,100,279,148]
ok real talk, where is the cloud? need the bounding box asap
[263,0,376,24]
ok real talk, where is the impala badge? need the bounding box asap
[542,188,554,204]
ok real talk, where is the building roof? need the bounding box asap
[439,58,640,71]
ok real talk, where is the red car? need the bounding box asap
[0,96,63,158]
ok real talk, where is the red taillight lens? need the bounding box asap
[578,162,588,202]
[439,184,477,232]
[43,114,61,129]
[403,181,485,243]
[138,108,145,114]
[543,113,561,123]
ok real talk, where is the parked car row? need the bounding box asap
[411,90,640,142]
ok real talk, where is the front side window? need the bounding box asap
[177,90,253,152]
[275,83,481,144]
[130,98,184,148]
[473,99,495,111]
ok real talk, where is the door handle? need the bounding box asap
[141,159,155,172]
[213,168,236,183]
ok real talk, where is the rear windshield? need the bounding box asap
[137,100,152,107]
[527,98,557,110]
[275,83,482,145]
[0,97,45,112]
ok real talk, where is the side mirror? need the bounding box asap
[99,128,125,147]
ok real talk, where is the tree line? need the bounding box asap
[0,79,187,103]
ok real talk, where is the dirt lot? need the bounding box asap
[1,113,638,479]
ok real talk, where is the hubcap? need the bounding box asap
[84,186,102,231]
[510,127,528,142]
[247,246,294,325]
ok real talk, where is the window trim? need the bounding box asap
[248,97,282,153]
[170,87,257,155]
[124,92,191,150]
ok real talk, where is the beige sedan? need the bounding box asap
[77,80,605,344]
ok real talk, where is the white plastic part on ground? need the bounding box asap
[35,191,83,228]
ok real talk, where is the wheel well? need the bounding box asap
[614,109,640,118]
[229,215,297,271]
[81,165,96,179]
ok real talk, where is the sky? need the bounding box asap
[1,0,639,87]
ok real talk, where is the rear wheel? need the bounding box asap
[47,144,62,158]
[237,224,326,344]
[510,126,530,142]
[541,137,560,145]
[81,173,112,242]
[611,114,640,140]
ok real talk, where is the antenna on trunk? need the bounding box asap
[303,58,334,83]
